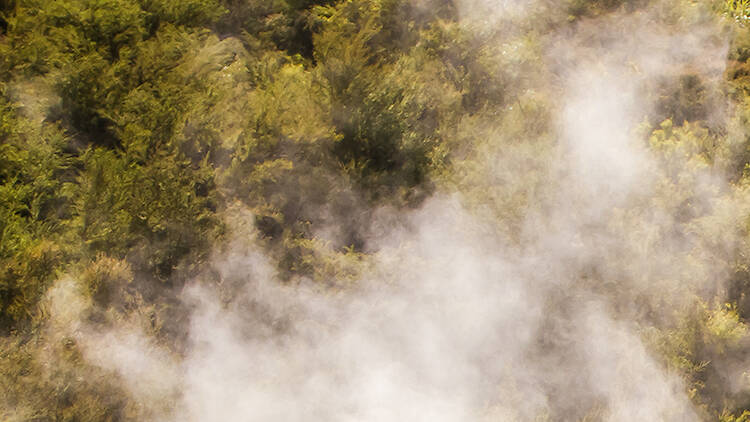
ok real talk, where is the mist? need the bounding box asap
[32,1,750,421]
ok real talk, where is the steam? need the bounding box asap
[45,1,746,421]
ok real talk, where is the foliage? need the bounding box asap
[5,0,750,419]
[0,92,70,331]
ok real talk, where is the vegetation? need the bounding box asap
[5,0,750,420]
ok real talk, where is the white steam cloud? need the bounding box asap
[47,2,743,421]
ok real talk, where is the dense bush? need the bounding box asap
[6,0,750,419]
